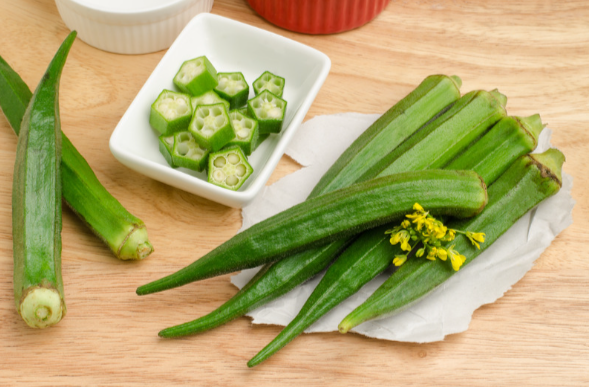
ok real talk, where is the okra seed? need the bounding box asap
[269,107,282,118]
[237,129,249,139]
[236,164,246,176]
[177,105,189,115]
[202,128,214,136]
[177,143,189,156]
[226,176,238,186]
[258,109,268,119]
[212,107,223,116]
[179,133,191,142]
[214,116,226,128]
[245,120,253,129]
[232,120,243,131]
[165,137,174,146]
[213,170,225,182]
[227,153,240,164]
[214,156,226,167]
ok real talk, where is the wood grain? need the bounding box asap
[0,0,588,385]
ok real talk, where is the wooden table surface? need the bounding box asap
[1,0,588,385]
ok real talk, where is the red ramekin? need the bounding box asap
[246,0,390,35]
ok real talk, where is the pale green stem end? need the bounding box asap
[19,287,64,329]
[118,226,154,260]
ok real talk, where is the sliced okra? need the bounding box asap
[172,131,210,172]
[247,90,287,134]
[208,146,253,191]
[149,90,192,135]
[173,56,218,96]
[158,134,177,168]
[253,71,285,98]
[189,103,234,151]
[215,72,249,110]
[191,90,230,112]
[227,110,259,156]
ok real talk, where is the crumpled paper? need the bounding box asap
[232,113,575,342]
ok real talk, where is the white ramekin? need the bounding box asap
[55,0,214,54]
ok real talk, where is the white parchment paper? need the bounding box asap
[232,113,575,342]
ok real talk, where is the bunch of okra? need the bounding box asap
[138,74,564,367]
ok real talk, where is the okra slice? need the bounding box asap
[247,90,287,134]
[172,131,210,172]
[208,146,253,191]
[227,110,259,156]
[253,71,285,98]
[214,72,249,109]
[173,56,218,96]
[149,90,192,135]
[158,134,177,168]
[189,103,234,151]
[190,90,230,112]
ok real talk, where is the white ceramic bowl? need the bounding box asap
[55,0,214,54]
[109,13,331,208]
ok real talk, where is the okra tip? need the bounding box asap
[118,226,154,260]
[517,114,544,141]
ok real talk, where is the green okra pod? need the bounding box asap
[0,47,153,261]
[338,149,564,333]
[138,169,488,295]
[12,32,75,328]
[246,113,543,366]
[142,75,463,298]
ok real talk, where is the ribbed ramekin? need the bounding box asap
[55,0,214,54]
[246,0,390,34]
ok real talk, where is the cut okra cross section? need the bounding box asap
[215,72,249,110]
[158,134,177,168]
[208,146,253,191]
[189,103,234,151]
[247,90,287,134]
[191,90,230,112]
[172,131,209,172]
[149,90,192,135]
[253,71,285,98]
[173,56,218,96]
[227,110,259,156]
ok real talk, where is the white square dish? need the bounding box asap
[109,13,331,208]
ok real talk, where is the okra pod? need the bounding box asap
[141,75,463,296]
[12,32,75,328]
[247,114,543,366]
[0,48,154,261]
[138,169,488,294]
[338,149,564,333]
